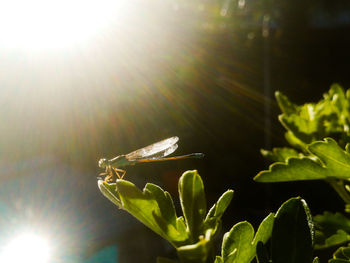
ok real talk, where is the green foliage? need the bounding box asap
[256,85,350,186]
[256,85,350,205]
[255,137,350,182]
[270,197,313,263]
[329,244,350,262]
[314,212,350,249]
[203,189,235,240]
[261,84,350,162]
[260,147,300,163]
[99,179,189,247]
[99,168,321,263]
[275,84,350,149]
[215,213,274,263]
[99,170,234,262]
[257,84,350,262]
[254,198,317,263]
[178,171,207,242]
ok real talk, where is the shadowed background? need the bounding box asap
[0,0,350,262]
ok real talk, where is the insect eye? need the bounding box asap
[98,158,107,168]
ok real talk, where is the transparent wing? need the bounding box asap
[126,136,179,161]
[134,144,178,161]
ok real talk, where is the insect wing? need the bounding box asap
[126,136,179,161]
[134,144,179,161]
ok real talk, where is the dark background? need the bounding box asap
[1,0,350,261]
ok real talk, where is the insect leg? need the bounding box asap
[113,168,126,179]
[102,166,115,182]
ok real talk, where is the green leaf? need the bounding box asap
[97,180,122,207]
[326,230,349,246]
[179,170,207,241]
[204,190,234,237]
[146,184,177,227]
[222,221,255,263]
[271,197,313,263]
[255,138,350,182]
[260,147,300,162]
[278,109,321,144]
[177,229,213,263]
[253,213,275,247]
[324,84,350,133]
[312,257,320,263]
[176,217,188,239]
[206,190,234,219]
[329,244,350,262]
[255,156,327,182]
[314,212,350,249]
[308,138,350,178]
[284,130,308,151]
[214,256,224,263]
[114,179,189,247]
[275,91,298,115]
[99,169,229,263]
[334,246,350,259]
[275,87,350,145]
[221,213,274,263]
[340,246,350,259]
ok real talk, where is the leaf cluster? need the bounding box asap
[99,170,233,262]
[99,170,317,263]
[256,84,350,261]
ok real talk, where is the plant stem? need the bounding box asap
[328,179,350,206]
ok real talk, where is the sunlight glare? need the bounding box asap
[0,233,51,263]
[0,0,128,49]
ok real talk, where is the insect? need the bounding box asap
[98,136,204,182]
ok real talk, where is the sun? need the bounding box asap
[0,0,128,50]
[0,233,51,263]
